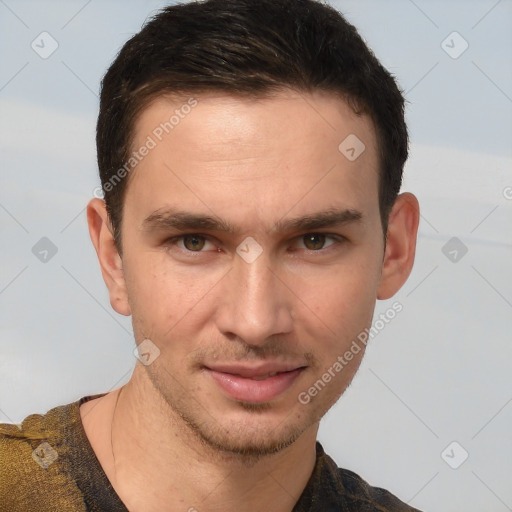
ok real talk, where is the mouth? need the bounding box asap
[248,371,281,381]
[204,363,307,403]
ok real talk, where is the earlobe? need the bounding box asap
[377,192,420,300]
[87,198,131,316]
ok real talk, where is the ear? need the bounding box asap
[87,198,131,316]
[377,192,420,300]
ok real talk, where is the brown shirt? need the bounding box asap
[0,395,421,511]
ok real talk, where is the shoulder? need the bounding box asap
[334,466,421,511]
[0,402,87,512]
[300,442,422,512]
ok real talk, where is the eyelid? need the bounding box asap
[292,233,345,251]
[164,232,346,254]
[164,233,217,252]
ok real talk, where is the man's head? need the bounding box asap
[96,0,408,248]
[88,0,418,460]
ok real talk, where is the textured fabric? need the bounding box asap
[0,396,421,511]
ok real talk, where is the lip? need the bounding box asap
[206,362,305,379]
[205,363,306,403]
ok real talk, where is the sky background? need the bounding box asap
[1,1,511,511]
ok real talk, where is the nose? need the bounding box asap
[214,251,294,347]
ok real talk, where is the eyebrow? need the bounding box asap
[141,207,363,235]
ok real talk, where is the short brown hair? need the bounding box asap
[96,0,408,248]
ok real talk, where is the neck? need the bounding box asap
[97,365,318,512]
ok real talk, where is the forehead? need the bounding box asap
[125,89,380,230]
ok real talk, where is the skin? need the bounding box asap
[83,89,419,512]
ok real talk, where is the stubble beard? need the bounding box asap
[143,364,331,466]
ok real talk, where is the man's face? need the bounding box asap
[118,90,384,455]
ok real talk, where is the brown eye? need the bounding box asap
[303,233,326,250]
[183,235,206,251]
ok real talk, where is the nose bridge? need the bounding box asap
[215,250,293,345]
[239,255,273,310]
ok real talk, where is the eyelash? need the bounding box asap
[163,233,346,255]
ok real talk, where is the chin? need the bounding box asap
[147,366,326,461]
[185,413,308,462]
[176,397,313,461]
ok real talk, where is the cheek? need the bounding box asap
[122,250,223,335]
[297,258,381,353]
[306,257,380,314]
